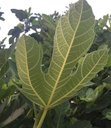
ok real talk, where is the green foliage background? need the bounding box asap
[0,0,111,128]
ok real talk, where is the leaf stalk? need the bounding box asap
[35,108,48,128]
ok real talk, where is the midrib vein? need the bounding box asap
[46,1,83,108]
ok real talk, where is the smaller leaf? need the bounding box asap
[98,14,109,28]
[8,26,23,38]
[11,9,28,21]
[78,85,105,102]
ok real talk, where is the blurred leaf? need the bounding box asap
[0,49,9,79]
[0,62,9,79]
[8,26,23,38]
[0,81,15,100]
[71,120,92,128]
[103,108,111,120]
[98,15,109,28]
[8,59,18,78]
[0,11,5,21]
[11,9,28,21]
[78,85,105,102]
[54,102,70,128]
[0,37,7,48]
[0,49,8,67]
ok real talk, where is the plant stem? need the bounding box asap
[34,108,48,128]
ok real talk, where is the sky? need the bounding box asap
[0,0,111,40]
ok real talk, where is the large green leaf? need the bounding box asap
[15,0,108,111]
[15,36,47,108]
[44,0,95,108]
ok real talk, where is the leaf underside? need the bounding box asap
[15,0,108,109]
